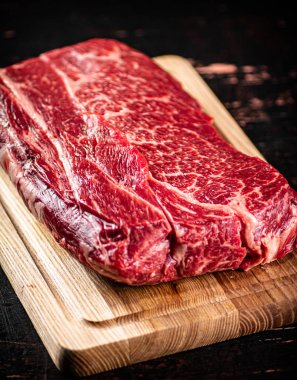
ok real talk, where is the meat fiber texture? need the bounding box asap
[0,39,296,285]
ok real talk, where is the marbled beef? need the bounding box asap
[0,39,296,284]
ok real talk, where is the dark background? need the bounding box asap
[0,1,297,379]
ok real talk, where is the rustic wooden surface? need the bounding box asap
[1,1,297,379]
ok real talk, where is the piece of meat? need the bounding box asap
[0,39,296,284]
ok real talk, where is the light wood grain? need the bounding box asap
[0,55,296,376]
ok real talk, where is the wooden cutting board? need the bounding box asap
[0,56,296,377]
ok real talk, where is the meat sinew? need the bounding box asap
[0,39,296,284]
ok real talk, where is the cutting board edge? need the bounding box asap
[52,275,297,375]
[54,293,297,376]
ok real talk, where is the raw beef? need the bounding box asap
[0,39,296,284]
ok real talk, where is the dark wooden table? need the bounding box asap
[1,1,297,379]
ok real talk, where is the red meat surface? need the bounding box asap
[0,39,296,284]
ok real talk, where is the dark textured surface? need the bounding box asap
[0,1,297,379]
